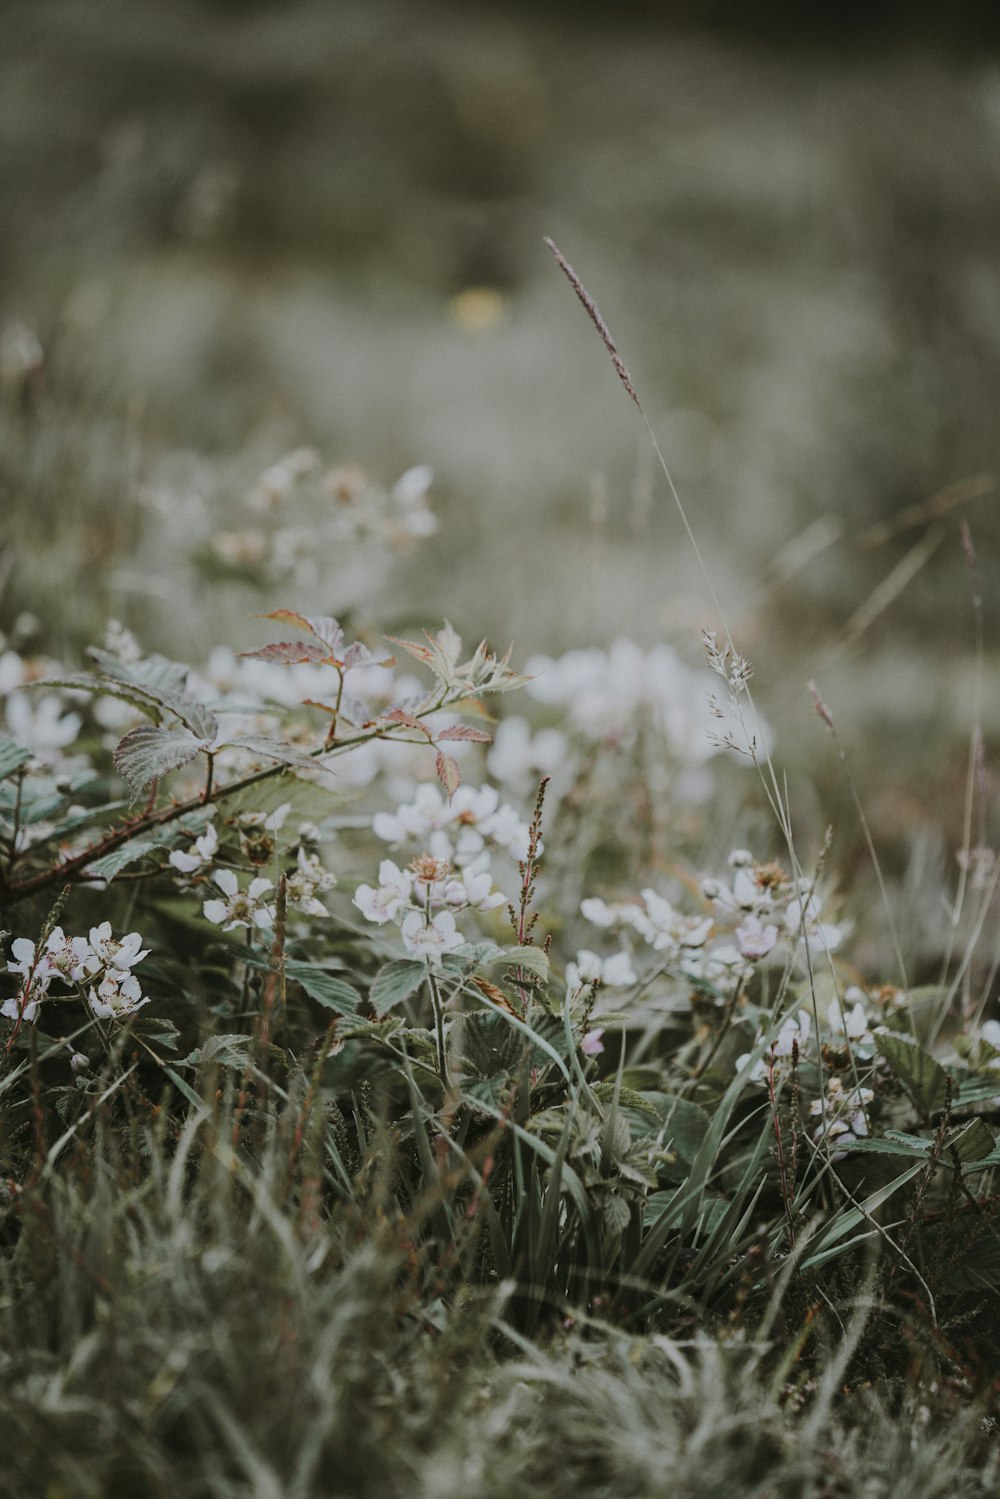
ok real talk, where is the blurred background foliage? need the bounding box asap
[2,0,999,853]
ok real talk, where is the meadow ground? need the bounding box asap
[2,4,1000,1494]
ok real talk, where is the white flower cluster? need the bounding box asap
[576,850,844,1008]
[373,783,532,867]
[170,816,337,926]
[523,638,764,767]
[700,849,844,960]
[354,854,506,966]
[810,1077,875,1154]
[2,922,151,1026]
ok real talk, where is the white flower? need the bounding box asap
[4,691,82,762]
[827,996,872,1043]
[735,915,779,961]
[487,717,567,789]
[86,923,149,974]
[354,860,413,924]
[736,1011,811,1082]
[785,893,842,954]
[203,870,275,931]
[43,927,91,982]
[237,802,291,833]
[7,936,52,993]
[580,897,619,928]
[635,889,713,953]
[169,823,219,875]
[88,970,149,1021]
[285,848,337,917]
[400,909,464,964]
[1,992,41,1024]
[566,949,637,991]
[440,865,506,912]
[581,1028,606,1057]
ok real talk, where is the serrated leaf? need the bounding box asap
[441,941,505,974]
[461,1010,528,1079]
[877,1031,951,1116]
[86,649,217,738]
[0,736,32,781]
[240,641,330,666]
[382,707,433,739]
[285,962,362,1016]
[947,1116,996,1164]
[227,735,334,783]
[260,610,344,655]
[435,725,492,743]
[592,1082,664,1124]
[435,750,461,801]
[370,959,427,1013]
[86,839,172,882]
[838,1136,932,1160]
[496,946,550,983]
[183,1034,255,1069]
[87,648,189,698]
[113,724,208,800]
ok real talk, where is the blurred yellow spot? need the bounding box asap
[449,287,507,333]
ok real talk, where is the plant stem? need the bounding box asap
[4,694,471,906]
[426,968,449,1087]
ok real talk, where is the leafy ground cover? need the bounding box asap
[3,279,1000,1491]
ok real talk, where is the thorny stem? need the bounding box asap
[2,692,474,907]
[201,752,215,806]
[507,777,549,1012]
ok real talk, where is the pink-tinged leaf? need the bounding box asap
[385,634,436,666]
[436,725,492,744]
[241,641,330,666]
[436,750,462,801]
[341,641,374,671]
[383,707,433,740]
[302,698,338,717]
[259,610,345,655]
[113,724,208,802]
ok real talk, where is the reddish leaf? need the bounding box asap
[241,642,329,666]
[435,750,462,801]
[436,725,492,744]
[259,610,344,655]
[385,634,435,665]
[383,707,433,740]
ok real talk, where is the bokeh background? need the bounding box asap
[3,0,999,855]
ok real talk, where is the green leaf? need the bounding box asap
[646,1092,712,1164]
[946,1116,996,1164]
[86,649,218,738]
[227,735,335,784]
[877,1031,951,1116]
[0,736,31,782]
[838,1134,932,1160]
[461,1010,529,1080]
[86,838,173,882]
[369,959,427,1013]
[496,945,550,983]
[113,724,209,800]
[592,1082,664,1126]
[285,962,362,1016]
[182,1034,255,1069]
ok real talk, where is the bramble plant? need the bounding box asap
[2,256,1000,1497]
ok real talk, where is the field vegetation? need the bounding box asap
[3,6,1000,1494]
